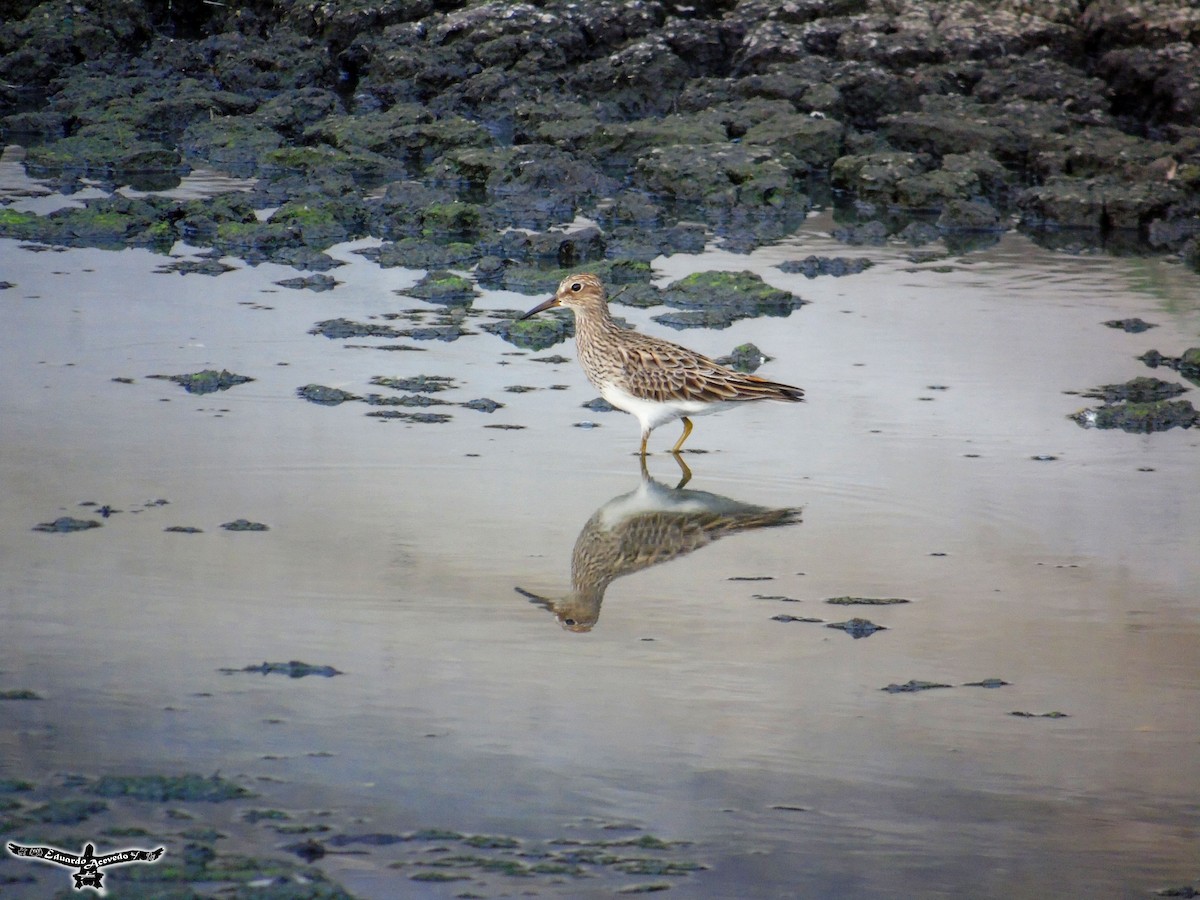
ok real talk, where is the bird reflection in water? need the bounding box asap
[517,456,801,632]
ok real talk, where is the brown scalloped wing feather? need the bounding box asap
[615,332,804,404]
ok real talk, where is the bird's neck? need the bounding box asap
[572,301,619,341]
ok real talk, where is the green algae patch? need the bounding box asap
[0,689,42,699]
[90,774,251,803]
[0,208,41,240]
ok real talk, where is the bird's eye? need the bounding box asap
[570,282,582,292]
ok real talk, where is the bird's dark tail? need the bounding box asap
[747,376,805,402]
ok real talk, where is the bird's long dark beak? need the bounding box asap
[519,296,560,320]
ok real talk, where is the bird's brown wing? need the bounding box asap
[615,331,804,404]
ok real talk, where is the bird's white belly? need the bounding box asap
[599,381,731,430]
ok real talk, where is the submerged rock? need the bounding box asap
[275,274,340,291]
[3,0,1198,273]
[716,343,770,373]
[825,596,911,605]
[90,773,250,802]
[149,369,254,395]
[826,618,886,639]
[33,516,101,533]
[310,318,402,339]
[223,660,342,678]
[1104,317,1157,333]
[777,256,874,278]
[1071,399,1198,432]
[366,410,453,423]
[1139,347,1200,385]
[881,680,952,693]
[1080,376,1186,403]
[1071,375,1196,431]
[484,313,574,350]
[1010,710,1070,719]
[220,519,269,531]
[401,270,477,305]
[297,384,361,405]
[461,398,503,413]
[370,374,457,393]
[654,271,806,330]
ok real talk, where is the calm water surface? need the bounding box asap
[1,175,1198,898]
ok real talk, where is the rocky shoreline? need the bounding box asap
[0,0,1197,275]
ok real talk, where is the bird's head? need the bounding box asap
[519,272,605,319]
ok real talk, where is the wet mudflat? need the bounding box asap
[2,215,1199,898]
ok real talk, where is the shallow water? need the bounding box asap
[1,186,1198,897]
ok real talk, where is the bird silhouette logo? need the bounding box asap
[7,840,164,892]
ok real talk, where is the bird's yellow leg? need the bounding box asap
[671,417,694,453]
[639,432,649,456]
